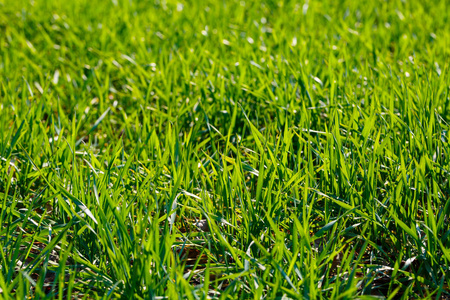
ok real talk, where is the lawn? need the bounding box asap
[0,0,449,298]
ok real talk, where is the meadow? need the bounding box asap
[0,0,449,298]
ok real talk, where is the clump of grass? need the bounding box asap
[0,0,449,298]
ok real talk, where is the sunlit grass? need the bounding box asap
[0,0,449,298]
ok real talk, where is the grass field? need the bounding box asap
[1,0,450,298]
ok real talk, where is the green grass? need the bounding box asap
[1,0,449,298]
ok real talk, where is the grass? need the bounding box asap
[0,0,449,298]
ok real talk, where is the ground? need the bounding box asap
[0,0,449,299]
